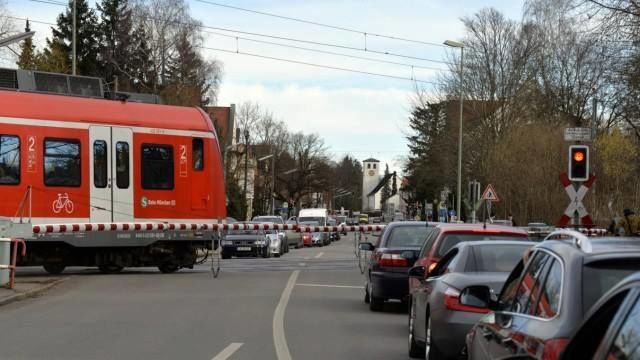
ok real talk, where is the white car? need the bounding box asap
[265,230,284,257]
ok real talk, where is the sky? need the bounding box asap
[2,0,525,174]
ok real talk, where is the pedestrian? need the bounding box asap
[617,209,640,236]
[508,213,517,227]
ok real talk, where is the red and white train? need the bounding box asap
[0,71,226,273]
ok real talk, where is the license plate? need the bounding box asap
[237,247,252,251]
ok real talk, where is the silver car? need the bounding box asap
[408,240,535,359]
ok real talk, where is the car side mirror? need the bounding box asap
[459,285,492,310]
[408,266,426,278]
[359,242,374,251]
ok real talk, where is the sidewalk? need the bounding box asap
[0,276,68,306]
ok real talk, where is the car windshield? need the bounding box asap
[468,244,531,272]
[385,226,434,248]
[253,217,281,223]
[582,262,640,313]
[299,217,325,225]
[437,233,527,257]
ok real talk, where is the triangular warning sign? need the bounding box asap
[481,184,500,202]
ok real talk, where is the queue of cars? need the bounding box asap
[221,210,343,259]
[360,221,640,360]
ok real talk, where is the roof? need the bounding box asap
[456,240,537,248]
[0,90,214,132]
[204,106,232,140]
[363,158,379,163]
[435,223,529,236]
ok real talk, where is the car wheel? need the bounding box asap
[369,283,384,311]
[409,298,426,358]
[158,264,180,274]
[425,312,444,360]
[364,281,371,304]
[43,263,66,275]
[98,264,124,274]
[221,253,231,259]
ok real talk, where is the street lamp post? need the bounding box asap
[243,130,250,220]
[257,154,275,215]
[444,39,464,222]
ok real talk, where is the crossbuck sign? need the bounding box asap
[558,173,595,226]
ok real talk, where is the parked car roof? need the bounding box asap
[435,223,529,235]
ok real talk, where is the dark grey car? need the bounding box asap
[408,240,535,359]
[465,231,640,360]
[360,221,437,311]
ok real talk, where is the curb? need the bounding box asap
[0,277,70,307]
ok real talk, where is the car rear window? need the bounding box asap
[437,233,527,256]
[468,244,531,272]
[385,226,434,248]
[582,261,640,314]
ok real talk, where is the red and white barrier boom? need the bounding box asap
[31,222,386,234]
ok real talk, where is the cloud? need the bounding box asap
[218,82,415,172]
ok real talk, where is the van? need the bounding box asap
[298,208,330,246]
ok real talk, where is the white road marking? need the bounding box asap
[296,283,364,289]
[211,342,243,360]
[298,262,306,267]
[273,270,299,360]
[314,252,324,259]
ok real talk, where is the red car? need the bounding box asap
[409,224,530,294]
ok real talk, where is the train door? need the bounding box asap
[89,126,133,222]
[111,127,133,222]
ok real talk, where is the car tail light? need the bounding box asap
[541,338,569,360]
[443,287,490,314]
[374,253,409,267]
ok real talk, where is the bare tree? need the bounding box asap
[0,1,17,62]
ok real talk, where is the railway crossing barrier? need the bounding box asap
[0,238,26,289]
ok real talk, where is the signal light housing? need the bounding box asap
[568,145,589,181]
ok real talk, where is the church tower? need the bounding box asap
[362,158,380,211]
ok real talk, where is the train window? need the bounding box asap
[116,142,129,189]
[141,144,174,190]
[44,139,80,187]
[193,138,204,171]
[93,140,107,188]
[0,135,20,185]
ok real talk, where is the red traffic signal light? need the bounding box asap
[568,145,589,181]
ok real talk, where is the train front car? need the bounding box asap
[0,73,226,274]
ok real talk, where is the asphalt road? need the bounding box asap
[0,236,409,360]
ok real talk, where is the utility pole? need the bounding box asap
[271,155,276,215]
[72,0,76,75]
[243,129,249,219]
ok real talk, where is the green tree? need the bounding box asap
[334,155,363,211]
[42,0,100,76]
[97,0,133,89]
[404,101,452,208]
[161,30,222,106]
[38,40,70,73]
[380,164,391,212]
[16,20,38,70]
[226,177,247,220]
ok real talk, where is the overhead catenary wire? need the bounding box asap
[199,45,440,85]
[193,0,447,48]
[1,14,441,84]
[24,0,65,6]
[203,30,449,72]
[11,1,455,66]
